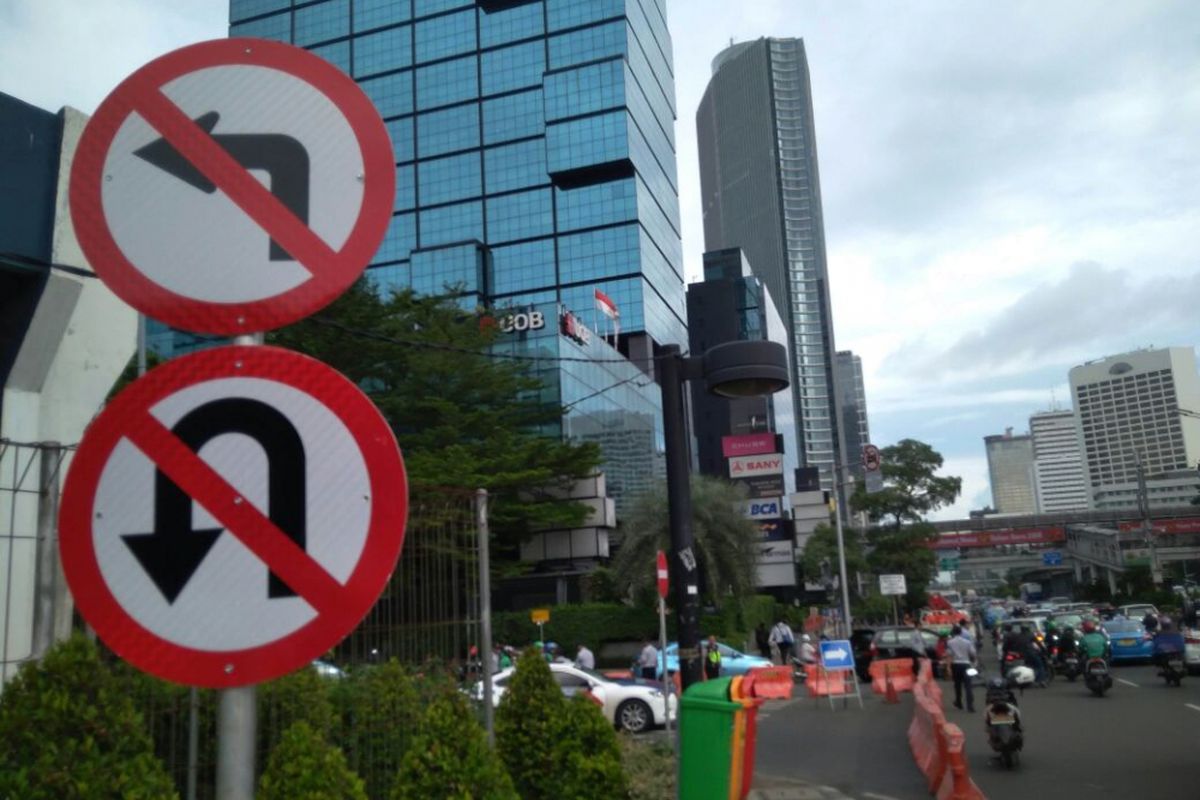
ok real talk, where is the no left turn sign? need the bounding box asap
[59,346,407,687]
[70,38,395,335]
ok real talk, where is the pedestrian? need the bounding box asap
[769,618,796,664]
[498,645,513,670]
[947,624,977,712]
[755,622,771,659]
[575,642,595,671]
[704,635,722,679]
[638,637,659,680]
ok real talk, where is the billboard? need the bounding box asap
[757,518,789,542]
[736,474,786,499]
[742,497,784,520]
[728,453,783,479]
[722,432,776,458]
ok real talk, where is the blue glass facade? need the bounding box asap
[225,0,681,509]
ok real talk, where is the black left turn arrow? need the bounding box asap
[133,111,310,261]
[123,397,308,604]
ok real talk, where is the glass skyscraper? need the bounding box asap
[696,37,846,497]
[225,0,684,510]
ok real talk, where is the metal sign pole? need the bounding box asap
[215,331,263,800]
[659,596,673,751]
[476,489,495,747]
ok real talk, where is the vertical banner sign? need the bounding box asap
[656,550,669,599]
[69,38,395,334]
[59,346,408,688]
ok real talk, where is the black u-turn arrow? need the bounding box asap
[122,398,307,603]
[133,111,310,261]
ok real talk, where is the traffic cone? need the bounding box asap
[884,666,900,704]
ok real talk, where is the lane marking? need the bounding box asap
[1186,704,1200,713]
[1117,678,1139,687]
[863,793,904,800]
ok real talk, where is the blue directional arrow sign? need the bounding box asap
[820,639,855,671]
[1043,551,1063,566]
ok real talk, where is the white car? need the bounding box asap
[1117,603,1159,621]
[471,663,677,734]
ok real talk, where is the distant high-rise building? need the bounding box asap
[984,428,1036,514]
[1069,347,1200,511]
[1029,410,1089,513]
[696,37,845,498]
[834,350,870,481]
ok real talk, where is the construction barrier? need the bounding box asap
[935,723,986,800]
[907,658,987,799]
[806,665,852,698]
[742,665,793,699]
[869,658,916,695]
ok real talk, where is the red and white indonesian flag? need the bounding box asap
[594,289,620,337]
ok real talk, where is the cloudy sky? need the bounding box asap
[4,1,1198,519]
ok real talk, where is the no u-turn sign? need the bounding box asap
[60,346,407,687]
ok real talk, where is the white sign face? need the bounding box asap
[879,574,908,596]
[92,376,373,650]
[728,453,784,479]
[757,542,794,564]
[742,497,783,520]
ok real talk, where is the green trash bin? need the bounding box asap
[680,677,743,800]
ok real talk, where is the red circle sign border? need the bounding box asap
[70,38,395,335]
[59,345,407,688]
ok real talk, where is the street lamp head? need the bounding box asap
[702,340,790,398]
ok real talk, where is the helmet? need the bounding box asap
[987,677,1007,692]
[1082,620,1096,633]
[1007,665,1035,686]
[801,634,812,642]
[1160,618,1174,632]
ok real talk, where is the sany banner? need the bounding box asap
[728,453,783,478]
[930,526,1066,549]
[721,432,776,458]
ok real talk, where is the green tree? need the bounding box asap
[257,665,337,759]
[555,697,629,800]
[269,282,602,546]
[851,439,961,611]
[337,659,421,800]
[0,635,178,800]
[495,650,565,800]
[257,722,366,800]
[613,474,760,605]
[800,522,867,593]
[392,693,517,800]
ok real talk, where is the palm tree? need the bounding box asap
[613,474,760,606]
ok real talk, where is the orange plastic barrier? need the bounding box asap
[935,723,986,800]
[806,665,852,697]
[743,666,793,699]
[869,658,916,695]
[908,685,948,792]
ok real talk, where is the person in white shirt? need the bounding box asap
[769,619,796,664]
[576,643,595,671]
[638,639,659,680]
[946,625,978,712]
[798,634,818,664]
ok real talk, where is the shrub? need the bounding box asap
[391,693,517,800]
[618,733,676,800]
[257,664,337,758]
[555,696,629,800]
[257,721,365,800]
[491,603,659,657]
[0,635,178,799]
[495,649,567,799]
[337,659,421,800]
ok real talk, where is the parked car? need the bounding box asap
[470,663,675,733]
[1102,618,1155,662]
[863,627,940,678]
[1184,630,1200,675]
[658,641,772,678]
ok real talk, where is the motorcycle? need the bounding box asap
[1056,650,1081,682]
[1084,657,1113,697]
[1158,655,1186,687]
[983,678,1023,769]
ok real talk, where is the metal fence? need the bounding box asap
[0,439,72,689]
[120,486,485,799]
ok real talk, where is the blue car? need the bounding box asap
[657,641,773,678]
[1102,618,1154,662]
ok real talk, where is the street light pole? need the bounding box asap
[660,345,703,690]
[832,465,853,637]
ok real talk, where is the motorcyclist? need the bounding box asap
[984,676,1022,731]
[1152,618,1185,667]
[1056,625,1078,665]
[1142,611,1160,634]
[798,634,818,665]
[1078,620,1110,663]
